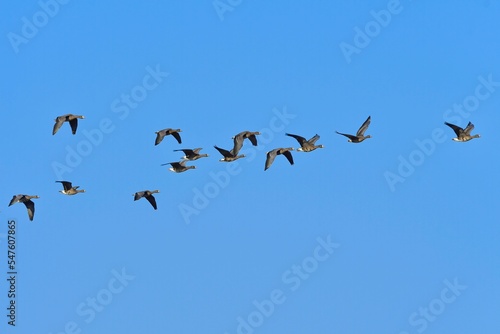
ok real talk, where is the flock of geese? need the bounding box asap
[8,114,481,220]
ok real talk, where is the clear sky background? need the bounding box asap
[1,1,500,333]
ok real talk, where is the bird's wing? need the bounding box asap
[214,145,231,158]
[232,134,244,156]
[52,117,65,135]
[174,149,194,155]
[464,122,475,135]
[308,134,320,144]
[336,131,357,141]
[264,150,277,171]
[356,116,371,136]
[155,131,166,145]
[24,200,35,221]
[8,195,20,206]
[56,181,72,191]
[145,195,157,210]
[69,118,79,135]
[285,133,306,145]
[134,192,144,201]
[248,134,258,146]
[444,122,463,137]
[282,150,294,165]
[171,131,182,144]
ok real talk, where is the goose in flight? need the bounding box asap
[285,133,324,152]
[232,131,260,155]
[56,181,85,195]
[133,190,159,210]
[155,128,182,145]
[214,145,245,162]
[444,121,480,142]
[161,161,196,173]
[173,148,208,161]
[336,116,372,143]
[53,114,85,135]
[264,147,294,171]
[8,194,39,221]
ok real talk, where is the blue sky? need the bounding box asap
[1,1,500,333]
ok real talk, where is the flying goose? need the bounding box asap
[285,133,324,152]
[155,128,182,145]
[214,145,245,162]
[264,147,294,171]
[232,131,261,155]
[8,194,39,221]
[56,181,85,195]
[133,190,159,210]
[161,161,196,173]
[53,114,85,135]
[336,116,372,143]
[173,148,208,161]
[444,121,480,142]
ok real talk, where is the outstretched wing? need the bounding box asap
[444,122,464,137]
[282,150,294,165]
[285,133,306,145]
[52,117,65,135]
[8,195,20,206]
[264,150,278,171]
[56,181,73,191]
[171,131,182,144]
[24,199,35,221]
[69,118,79,135]
[145,195,157,210]
[155,131,165,145]
[336,131,357,141]
[174,149,194,155]
[308,134,320,144]
[134,191,144,201]
[214,145,232,158]
[232,134,245,156]
[247,134,258,146]
[170,162,182,168]
[463,122,475,135]
[356,116,371,136]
